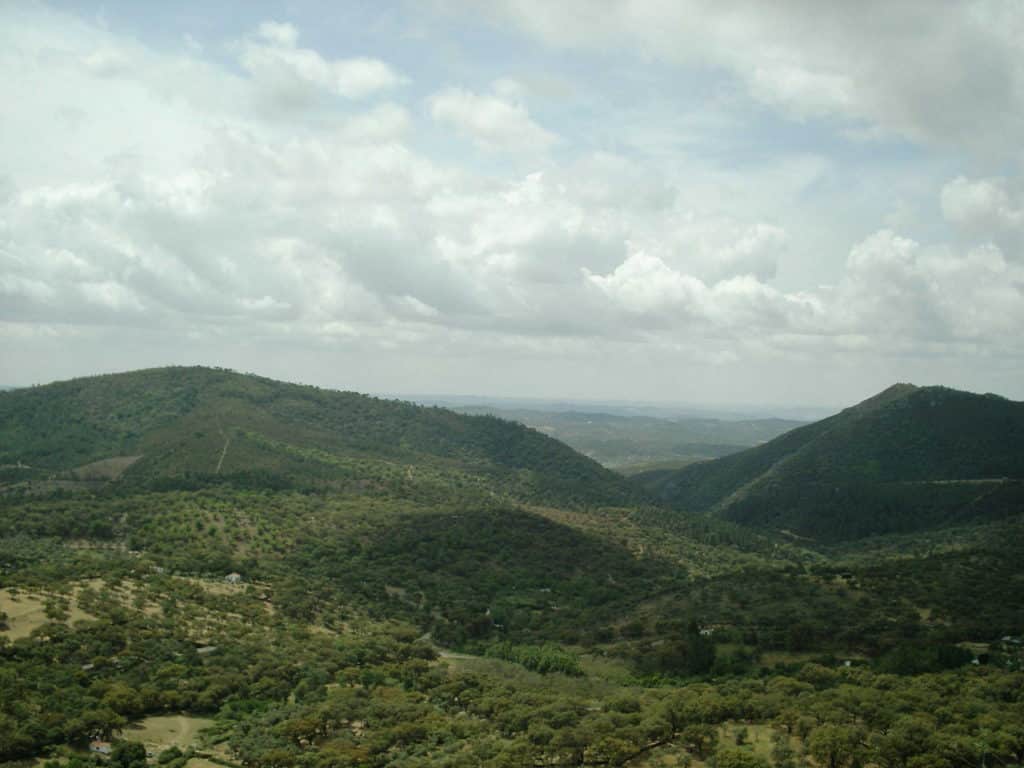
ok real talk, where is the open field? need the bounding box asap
[635,722,800,767]
[123,715,215,752]
[13,716,215,768]
[0,588,94,640]
[69,455,142,481]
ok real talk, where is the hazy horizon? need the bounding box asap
[2,2,1022,407]
[3,361,1007,424]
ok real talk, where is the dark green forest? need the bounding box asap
[638,383,1024,542]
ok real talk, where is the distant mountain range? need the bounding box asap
[410,393,835,422]
[635,383,1024,542]
[444,404,805,471]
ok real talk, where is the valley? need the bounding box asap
[433,403,807,473]
[1,368,1022,768]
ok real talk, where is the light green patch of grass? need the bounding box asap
[718,722,779,761]
[69,455,142,481]
[0,588,94,640]
[578,653,634,683]
[123,715,215,752]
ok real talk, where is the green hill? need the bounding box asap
[0,366,642,508]
[636,384,1024,541]
[2,373,1024,768]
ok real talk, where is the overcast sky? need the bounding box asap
[2,1,1023,409]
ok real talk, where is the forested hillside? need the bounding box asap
[0,367,642,508]
[1,370,1023,768]
[637,384,1024,541]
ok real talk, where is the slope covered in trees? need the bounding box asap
[2,370,1023,767]
[2,480,1022,767]
[0,367,643,508]
[636,384,1024,541]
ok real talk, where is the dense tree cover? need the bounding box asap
[483,642,583,676]
[3,487,1020,663]
[639,384,1024,541]
[0,584,439,760]
[0,367,643,508]
[0,489,687,647]
[2,368,1023,768]
[7,562,1019,768]
[633,620,717,678]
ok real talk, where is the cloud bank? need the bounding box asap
[0,3,1021,405]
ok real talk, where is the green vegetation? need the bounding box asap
[0,366,642,508]
[483,642,583,675]
[638,383,1024,542]
[1,369,1022,768]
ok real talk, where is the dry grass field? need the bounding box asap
[123,715,215,752]
[0,588,95,640]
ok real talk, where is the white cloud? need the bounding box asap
[237,20,406,105]
[257,21,299,48]
[0,275,57,303]
[582,227,1024,349]
[81,49,132,77]
[941,176,1024,234]
[336,103,412,143]
[471,0,1024,156]
[79,281,145,312]
[586,251,707,317]
[1,3,1022,403]
[429,81,558,152]
[584,250,822,332]
[718,223,787,281]
[834,229,1024,340]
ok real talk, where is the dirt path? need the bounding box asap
[215,421,230,474]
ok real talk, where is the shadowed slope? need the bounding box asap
[636,384,1024,541]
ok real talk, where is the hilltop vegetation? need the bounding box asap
[638,384,1024,542]
[0,367,642,508]
[1,369,1023,768]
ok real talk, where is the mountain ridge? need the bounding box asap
[636,382,1024,542]
[0,366,645,508]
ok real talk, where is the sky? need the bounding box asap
[1,1,1023,409]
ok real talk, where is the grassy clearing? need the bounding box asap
[0,588,94,640]
[634,722,798,767]
[69,455,142,481]
[0,590,50,640]
[123,715,215,752]
[617,458,705,476]
[578,652,635,683]
[718,722,778,760]
[22,717,216,768]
